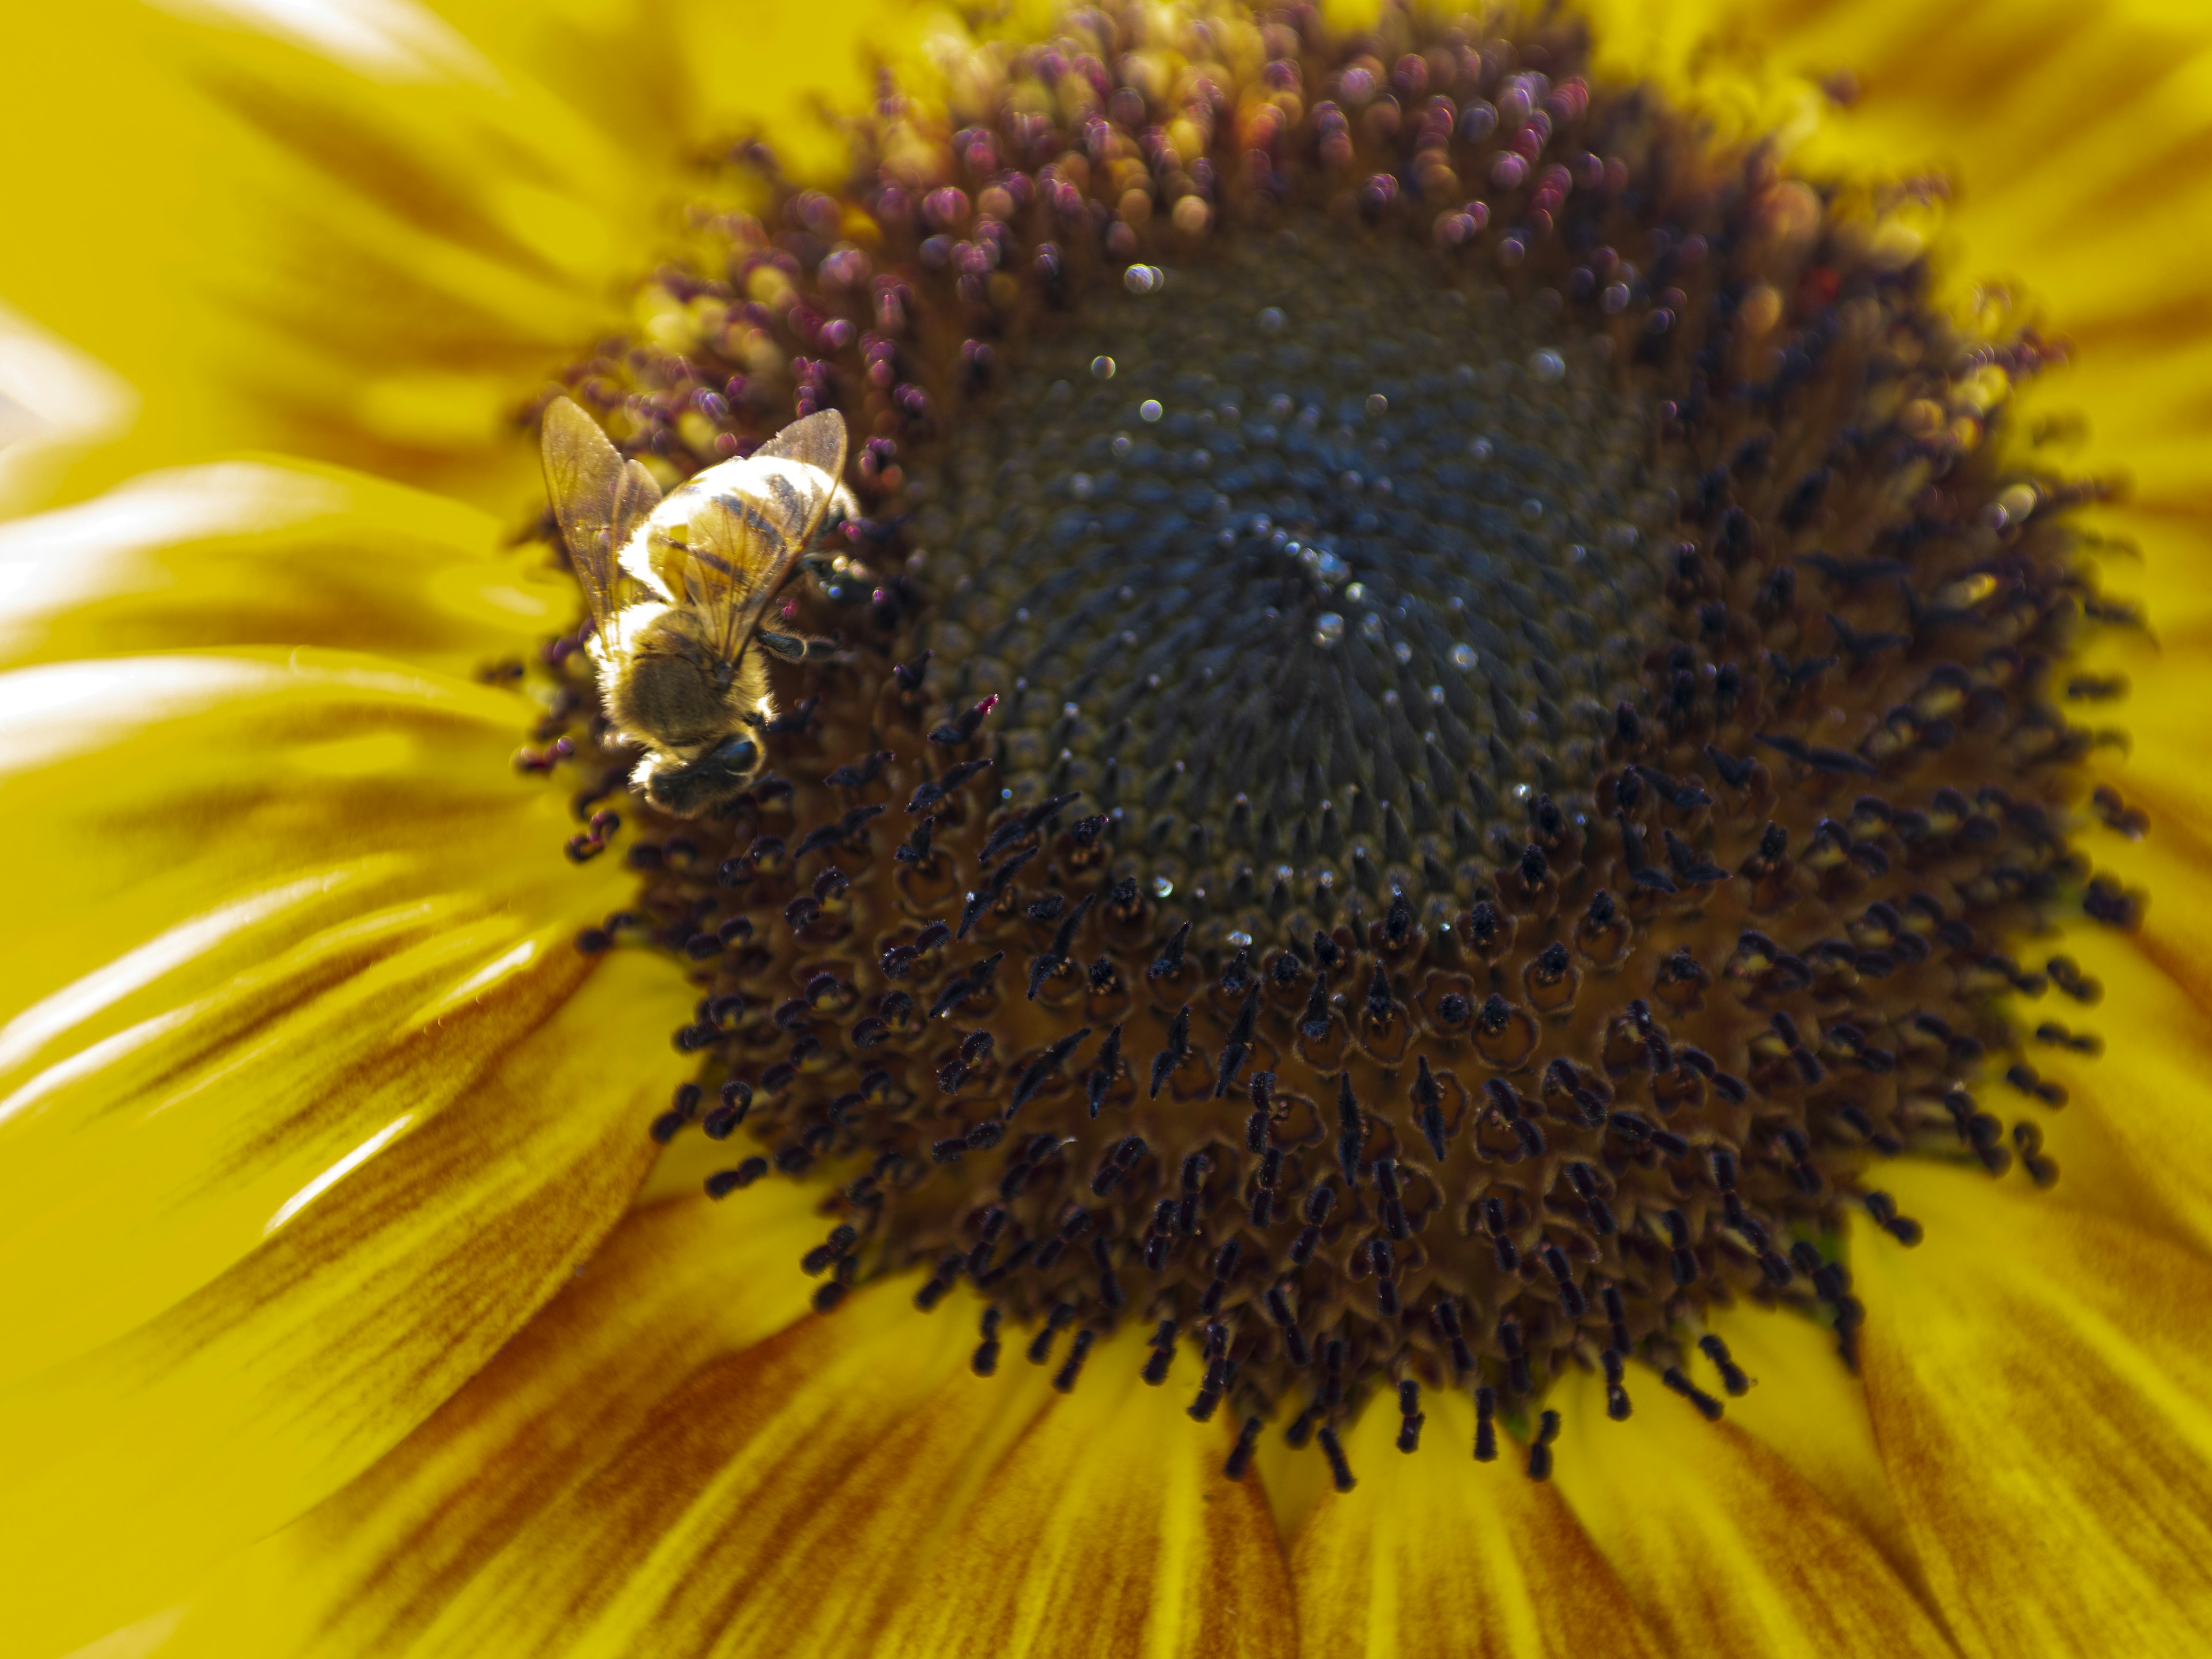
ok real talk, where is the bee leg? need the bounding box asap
[756,630,841,663]
[642,733,761,815]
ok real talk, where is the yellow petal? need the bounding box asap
[0,948,686,1657]
[1547,1359,1958,1657]
[151,1186,827,1658]
[0,300,139,516]
[2009,898,2212,1256]
[424,0,935,180]
[0,460,575,678]
[0,0,646,506]
[1973,711,2212,1257]
[1692,1296,1923,1590]
[884,1344,1297,1659]
[1857,1162,2212,1656]
[162,1281,1287,1659]
[1291,1389,1662,1658]
[0,646,645,1376]
[0,0,935,506]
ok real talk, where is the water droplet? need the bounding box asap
[1451,643,1479,671]
[1257,306,1286,332]
[1139,399,1164,422]
[1360,612,1387,642]
[1150,874,1175,898]
[1112,433,1132,458]
[1468,437,1494,460]
[1366,392,1389,416]
[1344,582,1367,603]
[1069,473,1093,499]
[1393,641,1414,665]
[1090,355,1116,379]
[1428,684,1447,704]
[1314,612,1346,647]
[1531,349,1566,382]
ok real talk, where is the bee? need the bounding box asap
[540,396,851,815]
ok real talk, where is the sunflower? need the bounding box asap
[5,0,2212,1654]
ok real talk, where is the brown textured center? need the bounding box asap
[526,2,2138,1489]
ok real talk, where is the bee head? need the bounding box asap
[640,732,762,815]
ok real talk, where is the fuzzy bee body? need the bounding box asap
[540,397,849,813]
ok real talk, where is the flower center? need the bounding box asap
[915,209,1676,943]
[538,2,2137,1488]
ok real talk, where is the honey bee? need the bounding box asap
[540,396,850,814]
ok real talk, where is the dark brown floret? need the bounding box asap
[524,1,2133,1463]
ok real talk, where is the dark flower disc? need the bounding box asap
[528,2,2139,1483]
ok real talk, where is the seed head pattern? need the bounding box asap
[516,2,2139,1479]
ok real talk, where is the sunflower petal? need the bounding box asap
[1291,1389,1662,1658]
[161,1281,1281,1659]
[421,0,927,181]
[0,460,574,677]
[0,0,648,504]
[0,300,139,515]
[1688,1298,1923,1588]
[0,946,684,1657]
[1856,1164,2212,1657]
[151,1188,826,1658]
[0,647,636,1377]
[1547,1360,1959,1658]
[1984,727,2212,1256]
[0,0,931,505]
[883,1347,1298,1659]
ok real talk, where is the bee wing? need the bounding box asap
[753,408,849,479]
[675,411,847,664]
[540,395,662,631]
